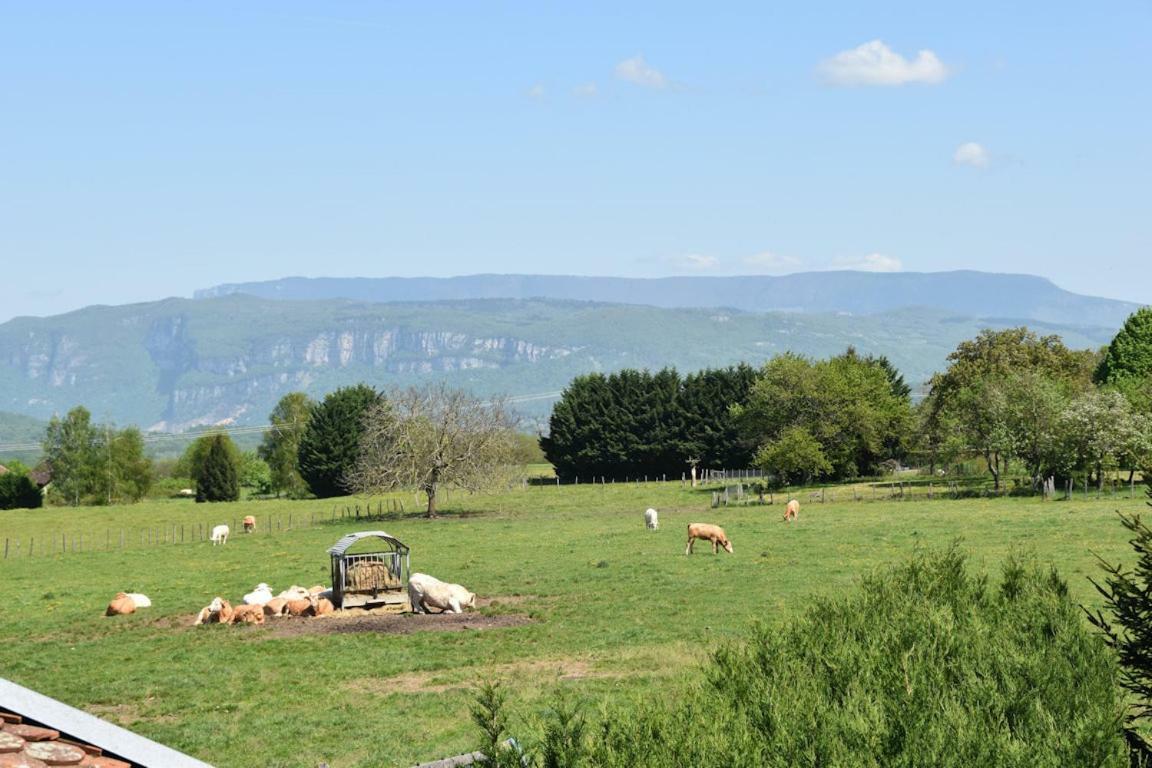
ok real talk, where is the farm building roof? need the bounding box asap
[327,530,409,556]
[0,677,215,767]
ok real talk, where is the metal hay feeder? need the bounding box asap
[328,531,411,610]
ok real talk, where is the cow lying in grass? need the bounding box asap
[408,572,476,614]
[685,523,733,554]
[193,597,234,625]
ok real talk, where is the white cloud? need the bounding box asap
[743,251,802,272]
[953,141,990,168]
[615,55,668,89]
[574,82,599,98]
[818,40,948,86]
[831,253,903,272]
[667,253,720,271]
[527,83,545,100]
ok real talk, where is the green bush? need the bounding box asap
[0,469,42,510]
[488,549,1127,767]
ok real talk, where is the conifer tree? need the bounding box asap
[196,433,240,502]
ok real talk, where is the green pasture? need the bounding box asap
[0,482,1146,767]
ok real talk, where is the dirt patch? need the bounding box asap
[261,610,533,638]
[348,659,601,696]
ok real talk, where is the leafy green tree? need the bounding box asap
[42,406,104,506]
[924,328,1096,489]
[196,433,240,502]
[298,384,384,498]
[735,350,914,480]
[754,425,832,487]
[0,462,42,510]
[349,384,518,518]
[108,427,153,502]
[1096,307,1152,386]
[238,451,272,495]
[1059,389,1152,488]
[258,392,313,498]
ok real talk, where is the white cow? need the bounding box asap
[210,524,230,545]
[408,572,475,614]
[644,508,659,530]
[243,583,274,606]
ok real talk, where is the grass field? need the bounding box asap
[0,481,1147,767]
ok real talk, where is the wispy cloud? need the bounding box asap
[818,40,948,86]
[574,82,599,98]
[615,55,668,89]
[743,251,802,273]
[527,83,545,100]
[831,253,903,272]
[665,253,720,271]
[953,141,990,168]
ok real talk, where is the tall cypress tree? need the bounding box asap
[196,433,240,502]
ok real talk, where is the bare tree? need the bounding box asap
[349,383,520,518]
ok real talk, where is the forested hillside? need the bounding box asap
[0,295,1118,431]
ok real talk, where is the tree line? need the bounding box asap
[542,307,1152,489]
[2,381,524,517]
[6,307,1151,510]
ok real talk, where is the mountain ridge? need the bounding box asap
[194,270,1142,329]
[0,290,1124,433]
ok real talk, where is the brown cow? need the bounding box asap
[285,598,316,617]
[784,498,799,523]
[193,597,234,625]
[231,604,265,624]
[685,523,733,555]
[263,597,289,617]
[105,592,136,617]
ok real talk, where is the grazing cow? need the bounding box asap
[104,592,136,616]
[408,572,476,614]
[193,596,234,625]
[243,515,256,533]
[231,604,266,624]
[644,508,659,530]
[685,523,733,555]
[784,499,799,523]
[210,524,229,545]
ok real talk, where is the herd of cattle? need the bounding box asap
[103,498,800,623]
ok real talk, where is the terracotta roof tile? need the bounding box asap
[23,741,84,765]
[2,727,57,743]
[0,715,106,768]
[0,752,49,767]
[0,733,24,753]
[79,759,131,768]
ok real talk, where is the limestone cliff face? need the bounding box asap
[148,326,572,430]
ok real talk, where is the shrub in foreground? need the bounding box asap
[478,549,1126,767]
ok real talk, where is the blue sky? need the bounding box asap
[0,1,1148,322]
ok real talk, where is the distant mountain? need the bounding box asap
[0,294,1121,432]
[195,271,1142,329]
